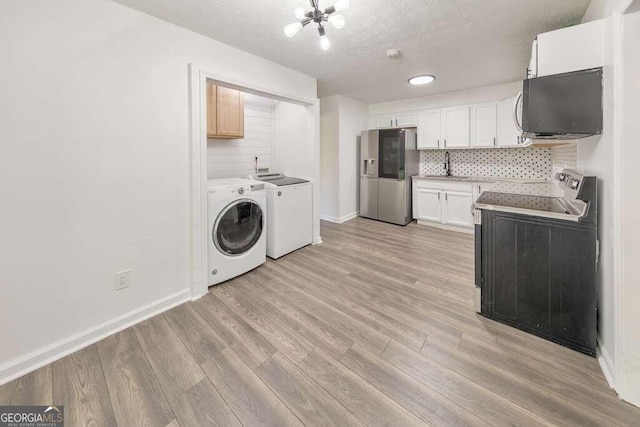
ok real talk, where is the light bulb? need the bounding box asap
[334,0,349,12]
[294,7,306,20]
[284,22,303,38]
[408,75,436,85]
[328,15,345,29]
[320,35,331,51]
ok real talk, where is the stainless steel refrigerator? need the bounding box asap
[359,129,419,225]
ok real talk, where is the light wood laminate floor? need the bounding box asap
[2,218,639,426]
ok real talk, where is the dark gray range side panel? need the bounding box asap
[479,210,597,356]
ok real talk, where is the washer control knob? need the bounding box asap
[238,187,245,195]
[278,191,282,196]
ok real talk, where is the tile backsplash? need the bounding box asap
[420,147,552,179]
[550,143,577,172]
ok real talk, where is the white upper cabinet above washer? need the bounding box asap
[417,110,441,149]
[470,102,497,147]
[441,106,470,148]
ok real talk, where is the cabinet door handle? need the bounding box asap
[390,119,393,127]
[493,137,496,145]
[437,139,440,147]
[437,192,440,200]
[445,193,448,201]
[479,185,482,193]
[444,139,447,146]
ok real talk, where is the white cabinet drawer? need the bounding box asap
[414,179,473,192]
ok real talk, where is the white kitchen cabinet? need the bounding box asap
[535,19,604,77]
[441,106,470,148]
[396,112,417,127]
[497,97,521,147]
[375,114,395,129]
[413,180,474,232]
[442,191,474,228]
[414,188,442,223]
[472,182,494,202]
[471,102,497,147]
[417,110,441,149]
[374,112,417,129]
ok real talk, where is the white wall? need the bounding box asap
[621,8,640,406]
[273,101,322,243]
[207,92,275,179]
[337,97,369,219]
[0,0,316,384]
[576,16,617,381]
[320,97,340,220]
[583,0,633,21]
[368,82,522,117]
[319,95,368,223]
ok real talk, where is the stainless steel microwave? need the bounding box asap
[518,67,603,140]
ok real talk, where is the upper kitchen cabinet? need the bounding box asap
[417,110,441,149]
[470,102,497,147]
[531,20,604,78]
[207,81,245,139]
[396,112,417,127]
[441,106,470,148]
[375,114,395,129]
[373,112,417,129]
[497,97,522,147]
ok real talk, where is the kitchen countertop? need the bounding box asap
[411,174,548,184]
[412,175,563,197]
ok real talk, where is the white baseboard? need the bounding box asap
[416,220,474,235]
[319,212,359,224]
[597,336,615,389]
[0,288,192,386]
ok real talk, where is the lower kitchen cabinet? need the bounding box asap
[442,191,474,227]
[412,180,474,231]
[479,210,597,355]
[414,188,442,222]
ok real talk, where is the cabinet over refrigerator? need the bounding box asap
[359,129,419,226]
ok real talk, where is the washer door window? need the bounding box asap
[214,199,263,256]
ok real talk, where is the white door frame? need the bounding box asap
[187,63,320,300]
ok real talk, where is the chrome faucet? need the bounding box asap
[444,151,452,177]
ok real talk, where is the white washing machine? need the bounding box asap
[248,173,312,259]
[207,178,266,286]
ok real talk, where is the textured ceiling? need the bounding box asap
[112,0,591,103]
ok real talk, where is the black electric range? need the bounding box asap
[473,169,598,356]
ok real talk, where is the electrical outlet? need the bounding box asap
[116,270,132,290]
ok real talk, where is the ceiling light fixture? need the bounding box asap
[284,0,349,50]
[408,75,436,86]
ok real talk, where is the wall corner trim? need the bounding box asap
[597,336,616,390]
[0,288,192,387]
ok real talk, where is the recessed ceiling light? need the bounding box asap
[408,75,435,86]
